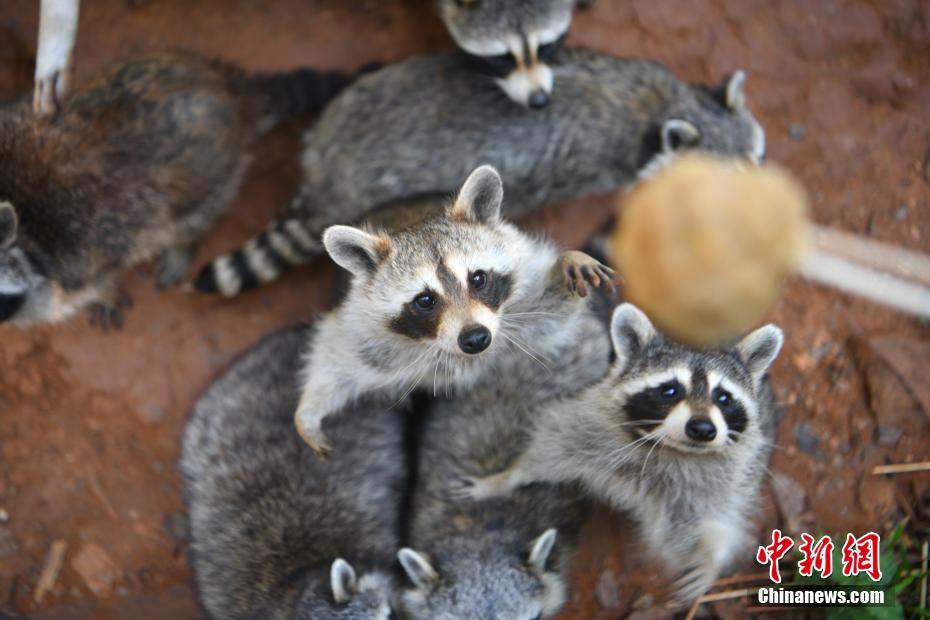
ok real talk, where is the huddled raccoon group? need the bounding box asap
[6,1,781,618]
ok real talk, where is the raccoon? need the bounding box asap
[397,266,614,619]
[0,51,353,327]
[180,327,402,620]
[436,0,575,108]
[292,165,614,456]
[451,303,783,603]
[194,48,765,298]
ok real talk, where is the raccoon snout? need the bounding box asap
[528,89,550,109]
[684,417,717,442]
[458,325,492,354]
[0,292,24,322]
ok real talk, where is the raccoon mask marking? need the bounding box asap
[440,0,575,108]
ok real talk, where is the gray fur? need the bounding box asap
[197,48,765,297]
[457,304,782,603]
[180,328,403,620]
[399,287,614,619]
[0,52,352,326]
[291,166,614,457]
[436,0,575,107]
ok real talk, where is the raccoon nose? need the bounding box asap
[458,325,492,354]
[685,418,717,442]
[0,292,24,322]
[527,89,550,109]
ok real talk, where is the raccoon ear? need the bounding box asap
[661,119,701,153]
[451,165,503,224]
[736,324,783,386]
[725,70,747,111]
[528,528,558,574]
[330,558,358,604]
[323,225,390,276]
[398,548,438,589]
[610,304,657,373]
[0,201,17,247]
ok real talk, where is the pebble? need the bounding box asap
[595,569,621,609]
[789,124,806,140]
[794,422,824,459]
[0,508,8,523]
[895,205,909,221]
[876,425,903,446]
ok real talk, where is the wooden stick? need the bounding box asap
[34,539,67,603]
[711,572,771,587]
[811,225,930,289]
[800,251,930,318]
[921,540,927,611]
[684,588,756,620]
[872,462,930,475]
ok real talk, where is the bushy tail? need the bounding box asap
[193,216,319,297]
[248,62,380,129]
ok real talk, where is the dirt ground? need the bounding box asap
[0,0,929,618]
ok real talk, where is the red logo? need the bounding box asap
[757,531,882,583]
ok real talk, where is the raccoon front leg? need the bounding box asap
[668,517,742,604]
[154,244,195,288]
[87,282,133,330]
[33,0,80,118]
[449,448,552,501]
[554,250,616,298]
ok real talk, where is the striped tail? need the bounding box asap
[248,62,381,129]
[193,217,320,297]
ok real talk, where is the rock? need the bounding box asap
[794,423,824,459]
[770,472,807,532]
[867,337,930,421]
[163,512,189,544]
[895,205,909,221]
[0,527,17,558]
[71,543,122,598]
[857,475,897,521]
[876,425,903,446]
[788,124,806,140]
[595,569,621,609]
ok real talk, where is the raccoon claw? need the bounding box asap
[448,477,479,502]
[295,419,331,461]
[155,246,194,288]
[88,291,133,330]
[559,251,617,298]
[33,71,63,119]
[669,566,715,605]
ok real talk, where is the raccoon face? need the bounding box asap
[398,529,565,620]
[639,72,767,179]
[439,0,574,108]
[324,166,542,386]
[607,304,782,455]
[0,201,50,326]
[294,560,394,620]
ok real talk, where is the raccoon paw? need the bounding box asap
[670,564,716,605]
[33,70,65,118]
[449,475,507,502]
[88,290,133,330]
[154,246,194,288]
[295,418,332,461]
[558,251,617,298]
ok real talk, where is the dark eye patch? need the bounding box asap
[536,32,567,63]
[623,379,686,431]
[713,386,748,436]
[461,50,518,78]
[388,288,443,340]
[468,269,511,310]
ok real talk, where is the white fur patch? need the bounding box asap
[621,366,691,398]
[35,0,79,84]
[244,239,278,282]
[213,255,242,297]
[497,64,554,106]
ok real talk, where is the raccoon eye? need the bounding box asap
[715,389,733,408]
[413,292,437,310]
[658,382,680,399]
[536,33,566,63]
[469,270,488,290]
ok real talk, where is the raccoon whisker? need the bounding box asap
[604,430,661,469]
[499,331,550,373]
[383,345,435,389]
[640,435,665,479]
[501,311,568,318]
[500,327,552,364]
